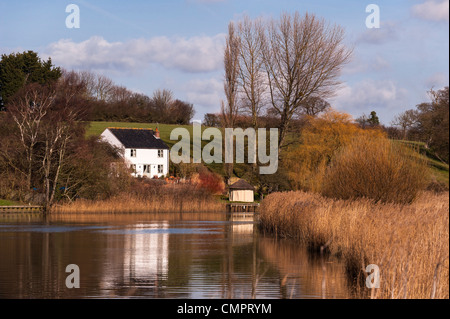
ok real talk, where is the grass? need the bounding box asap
[0,199,21,206]
[395,140,449,187]
[259,191,449,299]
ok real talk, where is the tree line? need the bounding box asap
[0,50,197,211]
[0,51,195,125]
[390,87,449,163]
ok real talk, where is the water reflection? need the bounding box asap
[0,213,351,298]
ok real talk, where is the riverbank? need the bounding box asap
[258,190,449,299]
[52,187,225,214]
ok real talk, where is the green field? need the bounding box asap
[0,199,21,206]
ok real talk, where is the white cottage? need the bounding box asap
[228,179,255,203]
[100,127,170,178]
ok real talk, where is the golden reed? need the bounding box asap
[52,193,224,214]
[259,191,449,299]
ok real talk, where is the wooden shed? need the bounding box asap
[228,180,255,203]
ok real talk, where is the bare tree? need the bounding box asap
[109,85,133,103]
[236,16,267,131]
[152,89,174,123]
[222,22,241,180]
[259,12,352,149]
[8,84,56,189]
[356,113,369,129]
[222,22,241,129]
[152,88,174,107]
[391,109,419,140]
[40,108,80,212]
[94,75,115,101]
[296,96,331,117]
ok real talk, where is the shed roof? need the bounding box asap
[107,128,169,150]
[229,179,255,191]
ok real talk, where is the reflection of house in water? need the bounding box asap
[230,214,254,234]
[123,223,169,282]
[229,214,255,248]
[98,222,170,296]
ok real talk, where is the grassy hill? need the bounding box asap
[86,121,449,189]
[396,140,449,187]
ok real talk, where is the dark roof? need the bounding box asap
[108,128,169,150]
[229,179,255,191]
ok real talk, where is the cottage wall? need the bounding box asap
[126,148,169,177]
[100,129,169,178]
[230,189,254,202]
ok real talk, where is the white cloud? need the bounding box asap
[330,79,409,123]
[44,34,225,74]
[184,77,224,113]
[412,0,449,22]
[356,21,398,45]
[344,54,390,75]
[425,72,449,88]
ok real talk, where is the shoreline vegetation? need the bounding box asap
[258,190,449,299]
[53,195,224,214]
[52,185,225,214]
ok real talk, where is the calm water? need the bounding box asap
[0,212,351,299]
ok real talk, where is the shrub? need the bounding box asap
[322,135,429,204]
[284,110,385,192]
[193,168,225,195]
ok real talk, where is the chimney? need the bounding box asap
[155,127,160,139]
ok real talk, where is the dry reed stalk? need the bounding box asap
[52,193,224,214]
[259,191,449,299]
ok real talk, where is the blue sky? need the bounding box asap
[0,0,448,124]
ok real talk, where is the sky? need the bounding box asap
[0,0,448,125]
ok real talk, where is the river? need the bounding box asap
[0,212,352,298]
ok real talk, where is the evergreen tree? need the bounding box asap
[0,51,61,104]
[368,111,380,126]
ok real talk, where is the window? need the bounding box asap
[143,165,151,174]
[158,149,164,158]
[130,149,137,157]
[131,164,136,173]
[158,165,164,174]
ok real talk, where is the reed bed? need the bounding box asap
[259,191,449,299]
[53,184,225,214]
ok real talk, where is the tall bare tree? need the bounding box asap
[222,22,241,179]
[236,16,266,131]
[259,12,352,149]
[41,107,79,212]
[222,22,241,129]
[8,84,57,189]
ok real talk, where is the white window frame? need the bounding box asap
[158,164,164,174]
[130,149,137,157]
[158,149,164,158]
[143,165,151,174]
